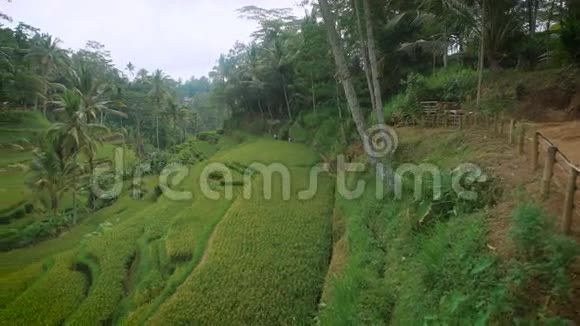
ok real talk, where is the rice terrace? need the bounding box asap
[1,0,580,325]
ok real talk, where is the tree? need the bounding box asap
[125,62,135,78]
[28,137,77,217]
[25,33,69,115]
[72,61,127,125]
[50,89,109,222]
[353,0,377,113]
[318,0,369,147]
[362,0,385,124]
[148,69,169,150]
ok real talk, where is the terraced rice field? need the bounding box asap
[0,138,336,325]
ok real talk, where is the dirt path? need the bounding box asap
[535,121,580,167]
[461,128,580,321]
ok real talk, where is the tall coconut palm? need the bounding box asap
[179,110,198,142]
[260,33,295,120]
[73,62,127,124]
[25,33,69,116]
[165,98,190,146]
[148,69,169,149]
[28,137,77,217]
[125,62,135,78]
[362,0,385,124]
[318,0,369,148]
[50,90,109,221]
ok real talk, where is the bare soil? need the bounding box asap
[461,123,580,321]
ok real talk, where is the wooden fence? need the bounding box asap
[399,104,579,235]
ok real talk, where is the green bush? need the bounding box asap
[422,67,478,103]
[384,93,417,122]
[0,212,74,251]
[509,203,579,298]
[289,121,308,143]
[312,117,340,152]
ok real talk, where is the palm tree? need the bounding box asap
[260,32,295,120]
[73,62,127,124]
[353,0,376,114]
[318,0,369,149]
[50,90,109,221]
[179,110,198,143]
[243,43,272,119]
[125,62,135,78]
[165,98,190,147]
[25,33,69,116]
[148,69,169,149]
[28,137,77,217]
[362,0,385,124]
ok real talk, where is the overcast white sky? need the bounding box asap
[4,0,304,80]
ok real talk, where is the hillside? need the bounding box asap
[2,0,580,323]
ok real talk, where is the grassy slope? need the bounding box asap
[320,128,578,324]
[319,130,499,324]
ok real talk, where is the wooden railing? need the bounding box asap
[399,106,579,235]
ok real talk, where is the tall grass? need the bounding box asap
[320,130,578,324]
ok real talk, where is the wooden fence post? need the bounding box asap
[562,167,578,235]
[541,146,557,200]
[493,116,498,134]
[500,119,505,136]
[509,119,516,145]
[518,124,526,155]
[531,132,539,170]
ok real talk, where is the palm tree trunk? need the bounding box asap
[258,100,266,120]
[311,73,317,114]
[363,0,384,124]
[136,117,142,158]
[319,0,368,146]
[336,80,347,144]
[476,2,486,108]
[51,193,59,217]
[72,155,78,225]
[156,115,160,150]
[476,39,485,107]
[281,76,292,121]
[546,0,556,30]
[443,29,448,68]
[475,6,485,108]
[353,0,376,113]
[433,51,437,74]
[41,68,48,117]
[266,102,274,120]
[88,156,97,210]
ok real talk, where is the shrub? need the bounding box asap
[289,121,308,142]
[422,67,478,103]
[0,212,74,251]
[509,203,579,298]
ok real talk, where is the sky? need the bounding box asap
[3,0,304,80]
